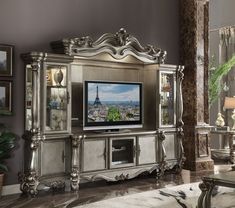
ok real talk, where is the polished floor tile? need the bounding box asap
[0,164,232,208]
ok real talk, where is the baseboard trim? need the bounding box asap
[2,184,21,196]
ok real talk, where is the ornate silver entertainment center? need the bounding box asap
[19,29,184,196]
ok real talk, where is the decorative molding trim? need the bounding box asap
[2,184,21,196]
[81,166,157,182]
[51,28,167,64]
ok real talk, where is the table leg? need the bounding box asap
[197,180,214,208]
[198,182,207,208]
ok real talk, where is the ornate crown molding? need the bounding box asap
[51,28,167,64]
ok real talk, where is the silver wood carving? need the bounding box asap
[70,134,82,191]
[19,133,45,196]
[51,28,167,64]
[21,31,184,196]
[81,165,157,182]
[157,130,166,178]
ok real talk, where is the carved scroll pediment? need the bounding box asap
[51,28,167,64]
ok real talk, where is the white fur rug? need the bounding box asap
[75,182,235,208]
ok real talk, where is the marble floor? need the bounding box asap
[0,164,233,208]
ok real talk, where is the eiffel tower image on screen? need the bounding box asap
[94,85,102,106]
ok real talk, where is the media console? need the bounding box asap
[20,29,184,196]
[70,128,184,190]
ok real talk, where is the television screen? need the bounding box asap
[84,81,142,130]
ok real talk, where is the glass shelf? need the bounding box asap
[160,73,175,126]
[45,65,68,132]
[111,139,134,167]
[25,65,33,131]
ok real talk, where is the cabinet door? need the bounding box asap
[44,63,71,133]
[40,138,71,176]
[110,137,136,168]
[138,136,156,165]
[82,139,106,172]
[164,133,177,160]
[158,71,176,127]
[25,64,33,131]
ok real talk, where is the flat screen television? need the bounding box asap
[83,80,143,131]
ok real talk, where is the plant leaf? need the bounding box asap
[209,54,235,106]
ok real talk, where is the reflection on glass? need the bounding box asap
[160,73,175,126]
[46,65,68,131]
[112,139,134,166]
[26,65,32,131]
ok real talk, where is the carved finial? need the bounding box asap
[116,28,129,46]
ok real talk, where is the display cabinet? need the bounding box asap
[72,130,164,186]
[20,52,73,196]
[20,29,184,196]
[157,65,185,171]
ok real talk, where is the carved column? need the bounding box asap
[70,134,82,191]
[179,0,214,170]
[19,59,45,196]
[157,130,166,178]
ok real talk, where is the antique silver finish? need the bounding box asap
[51,28,167,64]
[21,52,73,196]
[19,133,45,196]
[70,134,82,191]
[157,130,166,178]
[22,30,184,196]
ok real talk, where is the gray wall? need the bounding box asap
[0,0,179,185]
[210,0,235,29]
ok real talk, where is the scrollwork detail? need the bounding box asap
[70,167,79,191]
[115,173,129,181]
[18,171,39,197]
[51,28,167,64]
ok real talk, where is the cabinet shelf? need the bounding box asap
[112,146,127,152]
[47,107,66,111]
[112,160,129,165]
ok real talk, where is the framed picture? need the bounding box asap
[0,44,13,76]
[0,81,12,115]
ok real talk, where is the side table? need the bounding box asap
[197,171,235,208]
[211,130,235,164]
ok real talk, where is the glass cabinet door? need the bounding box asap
[160,72,176,126]
[25,65,33,131]
[110,137,135,168]
[45,64,69,132]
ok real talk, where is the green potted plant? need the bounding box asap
[0,123,16,196]
[209,54,235,106]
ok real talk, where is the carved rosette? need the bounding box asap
[51,28,167,64]
[115,173,129,181]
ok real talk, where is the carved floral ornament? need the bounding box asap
[51,28,167,64]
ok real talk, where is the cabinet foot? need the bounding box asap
[70,168,80,191]
[18,171,39,197]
